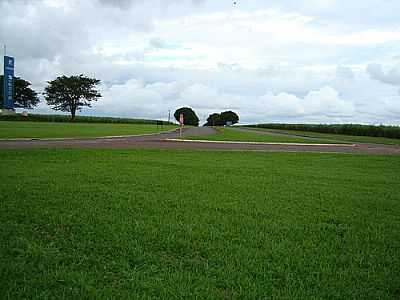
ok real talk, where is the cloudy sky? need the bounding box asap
[1,0,400,124]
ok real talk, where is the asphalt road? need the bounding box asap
[0,127,399,155]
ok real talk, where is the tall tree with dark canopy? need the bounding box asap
[220,111,239,125]
[205,111,240,126]
[0,75,40,109]
[205,113,224,126]
[44,75,101,121]
[174,107,199,126]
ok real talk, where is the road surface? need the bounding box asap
[0,127,399,155]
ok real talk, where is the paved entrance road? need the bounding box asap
[0,127,399,155]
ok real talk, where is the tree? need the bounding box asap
[205,113,224,126]
[44,75,101,120]
[174,107,199,126]
[205,111,240,126]
[220,111,239,125]
[0,75,40,109]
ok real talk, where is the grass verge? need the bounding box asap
[1,149,399,299]
[0,113,174,125]
[0,121,176,139]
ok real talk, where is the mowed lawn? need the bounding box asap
[1,149,400,299]
[0,121,176,139]
[186,127,343,144]
[248,127,400,145]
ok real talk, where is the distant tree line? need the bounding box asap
[248,123,400,139]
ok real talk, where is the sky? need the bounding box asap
[1,0,400,125]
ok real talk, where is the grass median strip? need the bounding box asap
[167,138,354,146]
[185,127,345,144]
[1,149,399,299]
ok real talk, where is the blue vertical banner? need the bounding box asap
[3,56,15,109]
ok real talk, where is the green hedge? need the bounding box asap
[247,123,400,139]
[0,113,173,125]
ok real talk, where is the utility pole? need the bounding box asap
[168,110,171,123]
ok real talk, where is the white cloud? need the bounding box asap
[254,86,354,120]
[87,79,357,124]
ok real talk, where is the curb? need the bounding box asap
[165,139,356,147]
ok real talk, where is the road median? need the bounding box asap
[165,138,356,147]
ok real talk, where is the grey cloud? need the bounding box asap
[367,63,400,86]
[149,37,167,49]
[98,0,133,9]
[98,0,204,9]
[268,0,400,29]
[336,65,354,80]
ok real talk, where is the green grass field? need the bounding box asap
[186,127,341,144]
[1,149,399,299]
[0,121,176,139]
[248,127,400,145]
[0,113,173,125]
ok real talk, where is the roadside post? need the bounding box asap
[179,113,184,138]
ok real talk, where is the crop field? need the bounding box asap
[248,127,400,145]
[1,149,399,299]
[0,121,176,139]
[186,127,341,144]
[248,123,400,140]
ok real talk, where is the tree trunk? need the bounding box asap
[71,108,76,122]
